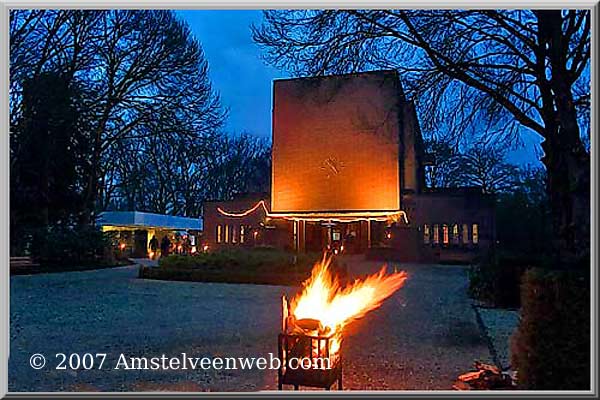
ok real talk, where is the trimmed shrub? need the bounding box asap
[29,225,113,267]
[159,248,320,273]
[149,249,339,286]
[511,268,590,389]
[468,258,528,308]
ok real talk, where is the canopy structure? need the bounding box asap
[97,211,202,231]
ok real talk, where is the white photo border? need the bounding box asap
[0,1,597,398]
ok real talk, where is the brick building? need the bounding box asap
[203,70,495,263]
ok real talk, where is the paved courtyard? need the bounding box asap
[9,257,491,392]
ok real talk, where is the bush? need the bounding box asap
[29,225,113,267]
[511,268,590,389]
[159,248,320,273]
[468,257,529,308]
[149,248,334,285]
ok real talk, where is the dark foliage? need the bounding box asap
[468,255,532,308]
[469,166,552,307]
[496,167,552,255]
[511,268,590,389]
[158,248,320,273]
[29,226,113,267]
[10,73,91,238]
[142,249,329,286]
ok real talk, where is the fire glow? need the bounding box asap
[283,256,408,358]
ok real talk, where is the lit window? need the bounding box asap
[472,223,479,244]
[442,224,449,245]
[240,225,245,244]
[217,225,222,243]
[423,224,430,244]
[462,224,469,244]
[232,226,237,243]
[452,224,459,245]
[433,224,439,245]
[224,225,229,243]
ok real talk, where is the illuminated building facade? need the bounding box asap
[203,71,495,262]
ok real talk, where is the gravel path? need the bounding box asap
[9,257,491,392]
[131,258,158,267]
[475,307,520,370]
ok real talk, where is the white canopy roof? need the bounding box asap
[97,211,202,231]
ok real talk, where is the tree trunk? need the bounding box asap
[541,137,590,263]
[79,150,99,226]
[536,10,591,265]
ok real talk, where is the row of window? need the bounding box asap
[216,224,257,244]
[423,223,479,245]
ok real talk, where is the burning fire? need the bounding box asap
[284,255,407,357]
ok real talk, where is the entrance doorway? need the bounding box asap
[303,221,366,254]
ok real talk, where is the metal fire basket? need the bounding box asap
[278,295,343,390]
[277,332,343,390]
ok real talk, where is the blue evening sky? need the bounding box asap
[178,10,543,167]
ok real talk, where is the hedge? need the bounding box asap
[29,225,114,267]
[511,268,590,389]
[142,248,345,286]
[469,260,527,308]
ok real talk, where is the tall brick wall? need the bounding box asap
[272,71,403,213]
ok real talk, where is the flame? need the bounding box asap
[288,255,407,356]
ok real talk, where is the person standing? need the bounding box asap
[160,235,171,258]
[149,235,159,259]
[185,235,193,255]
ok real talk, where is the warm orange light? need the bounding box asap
[272,74,402,214]
[340,245,344,252]
[217,200,269,218]
[386,232,392,239]
[119,243,126,250]
[288,255,407,357]
[217,200,409,224]
[203,244,209,252]
[148,251,155,259]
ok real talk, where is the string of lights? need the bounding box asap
[216,200,409,224]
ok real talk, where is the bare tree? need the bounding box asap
[422,137,461,189]
[253,9,590,259]
[456,144,520,194]
[203,133,271,202]
[423,136,520,193]
[10,10,226,222]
